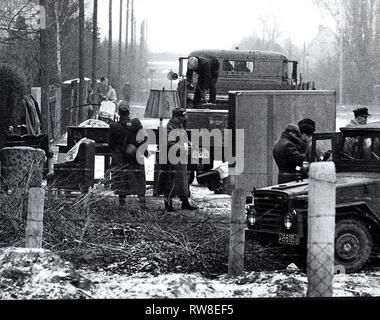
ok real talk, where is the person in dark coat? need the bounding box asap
[343,107,371,159]
[273,123,307,184]
[346,107,370,127]
[186,55,220,106]
[86,87,96,119]
[122,82,132,104]
[298,118,317,162]
[96,77,108,104]
[107,101,146,205]
[156,108,198,212]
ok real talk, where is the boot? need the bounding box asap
[165,199,175,212]
[181,198,198,211]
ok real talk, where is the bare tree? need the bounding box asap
[125,0,129,76]
[118,0,123,87]
[39,0,49,134]
[108,0,112,82]
[92,0,98,86]
[130,0,134,53]
[52,2,62,83]
[78,0,85,122]
[312,0,380,104]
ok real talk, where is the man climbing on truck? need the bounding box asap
[186,55,220,107]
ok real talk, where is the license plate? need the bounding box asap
[278,233,299,245]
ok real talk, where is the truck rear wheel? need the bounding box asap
[335,218,373,273]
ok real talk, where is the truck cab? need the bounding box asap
[246,121,380,273]
[176,49,298,109]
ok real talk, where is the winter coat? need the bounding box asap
[156,117,190,198]
[186,56,220,91]
[343,119,372,159]
[107,117,146,197]
[273,131,306,184]
[96,83,108,103]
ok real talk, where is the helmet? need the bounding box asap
[118,100,130,112]
[188,56,198,70]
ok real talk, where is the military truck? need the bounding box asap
[245,121,380,273]
[175,49,315,110]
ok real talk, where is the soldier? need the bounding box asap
[298,118,331,164]
[156,108,198,212]
[122,82,132,104]
[96,76,108,103]
[107,101,146,206]
[273,123,307,184]
[186,55,220,107]
[86,87,96,119]
[347,107,370,127]
[343,107,371,159]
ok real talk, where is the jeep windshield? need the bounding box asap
[340,121,380,162]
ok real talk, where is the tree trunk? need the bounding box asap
[125,0,129,77]
[139,20,145,59]
[108,0,113,82]
[78,0,85,122]
[118,0,123,87]
[92,0,98,87]
[130,0,134,53]
[39,0,49,135]
[54,2,62,84]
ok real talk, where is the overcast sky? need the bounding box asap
[96,0,334,54]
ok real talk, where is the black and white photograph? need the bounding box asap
[1,0,380,312]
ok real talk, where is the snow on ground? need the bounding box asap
[3,247,380,299]
[80,270,307,299]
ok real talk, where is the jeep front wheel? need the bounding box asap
[334,218,372,273]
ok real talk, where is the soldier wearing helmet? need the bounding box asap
[186,55,220,107]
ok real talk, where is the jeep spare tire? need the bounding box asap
[334,218,372,273]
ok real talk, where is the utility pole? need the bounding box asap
[108,0,113,82]
[92,0,98,87]
[78,0,85,122]
[118,0,123,87]
[39,0,49,135]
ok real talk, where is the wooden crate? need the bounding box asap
[228,90,336,191]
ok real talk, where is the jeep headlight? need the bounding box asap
[246,206,256,226]
[284,210,297,230]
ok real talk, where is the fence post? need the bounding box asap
[25,187,45,248]
[307,162,336,297]
[228,187,246,276]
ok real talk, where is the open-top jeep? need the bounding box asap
[246,121,380,273]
